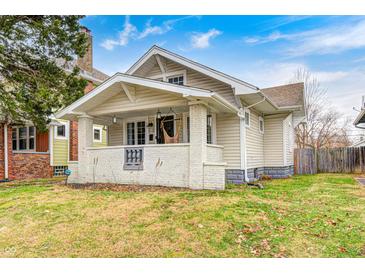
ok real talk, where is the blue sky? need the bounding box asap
[81,15,365,124]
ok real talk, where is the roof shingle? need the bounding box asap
[261,82,304,108]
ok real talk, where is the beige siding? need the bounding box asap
[89,88,187,116]
[264,114,285,167]
[216,114,241,169]
[144,58,237,106]
[53,139,68,166]
[108,123,123,146]
[246,110,264,168]
[283,114,294,166]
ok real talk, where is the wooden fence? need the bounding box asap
[294,147,365,175]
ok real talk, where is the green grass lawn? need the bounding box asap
[0,174,364,257]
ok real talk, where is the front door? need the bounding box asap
[156,115,174,144]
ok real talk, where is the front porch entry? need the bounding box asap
[56,73,235,189]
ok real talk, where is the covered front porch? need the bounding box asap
[58,73,236,189]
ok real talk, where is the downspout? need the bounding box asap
[238,94,267,182]
[238,109,248,182]
[4,123,8,180]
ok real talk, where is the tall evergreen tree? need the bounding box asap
[0,16,88,131]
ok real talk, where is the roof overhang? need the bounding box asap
[239,91,304,115]
[56,72,239,120]
[126,45,259,95]
[354,109,365,126]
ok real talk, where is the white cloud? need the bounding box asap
[101,16,198,50]
[191,29,222,49]
[244,19,365,57]
[138,16,197,39]
[101,16,137,50]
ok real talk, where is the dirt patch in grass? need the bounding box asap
[65,183,188,193]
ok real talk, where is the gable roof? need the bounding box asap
[261,82,304,108]
[126,45,259,95]
[56,72,239,120]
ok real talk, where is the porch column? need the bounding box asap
[77,115,93,183]
[188,102,207,189]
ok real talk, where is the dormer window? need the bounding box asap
[167,75,184,85]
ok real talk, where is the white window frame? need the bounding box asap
[93,125,103,143]
[167,74,185,86]
[259,116,264,134]
[149,69,187,85]
[54,121,69,140]
[12,126,36,152]
[244,109,250,128]
[123,117,148,145]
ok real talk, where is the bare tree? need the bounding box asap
[292,68,351,149]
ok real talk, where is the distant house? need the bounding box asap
[56,45,305,190]
[0,27,108,181]
[352,96,365,147]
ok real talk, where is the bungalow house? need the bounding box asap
[0,28,108,181]
[56,45,305,190]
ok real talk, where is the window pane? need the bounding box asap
[137,121,145,145]
[127,123,135,145]
[94,129,101,140]
[29,126,35,137]
[57,125,65,137]
[29,138,34,150]
[245,112,250,126]
[19,127,27,139]
[167,76,184,85]
[260,120,264,131]
[18,127,27,150]
[19,139,27,150]
[12,140,17,150]
[207,115,212,144]
[12,129,17,150]
[187,117,190,143]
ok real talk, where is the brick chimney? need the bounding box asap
[77,27,93,73]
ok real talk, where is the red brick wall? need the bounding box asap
[11,153,52,180]
[1,124,52,180]
[0,124,4,179]
[69,121,78,161]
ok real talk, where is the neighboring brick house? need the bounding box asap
[0,28,108,181]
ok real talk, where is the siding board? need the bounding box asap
[216,114,241,169]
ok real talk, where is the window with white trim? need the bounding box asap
[244,110,250,127]
[126,120,146,145]
[12,126,35,151]
[259,116,264,134]
[207,115,212,144]
[56,125,66,138]
[167,75,184,85]
[93,126,102,142]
